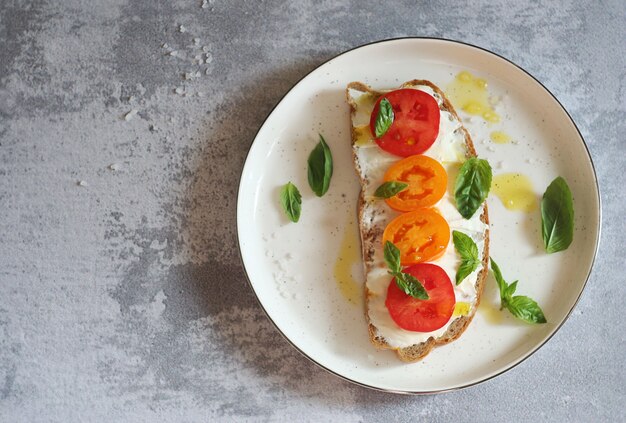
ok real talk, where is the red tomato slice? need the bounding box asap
[370,89,440,157]
[385,263,455,332]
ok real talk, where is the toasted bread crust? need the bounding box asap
[347,80,490,362]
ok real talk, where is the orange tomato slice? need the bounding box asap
[382,208,450,265]
[384,155,447,211]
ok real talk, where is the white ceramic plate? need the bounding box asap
[236,38,600,393]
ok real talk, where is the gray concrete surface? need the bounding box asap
[0,0,624,421]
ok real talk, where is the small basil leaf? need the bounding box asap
[491,257,547,324]
[384,240,429,300]
[506,280,518,297]
[396,272,429,300]
[452,230,480,285]
[392,272,407,290]
[279,182,301,223]
[383,241,402,274]
[307,134,333,197]
[456,261,477,285]
[541,176,574,253]
[506,295,547,324]
[374,181,408,199]
[454,158,492,219]
[453,230,479,259]
[490,257,509,305]
[375,98,394,138]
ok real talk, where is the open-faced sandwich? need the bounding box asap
[347,80,490,361]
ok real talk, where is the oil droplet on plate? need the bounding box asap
[479,299,504,324]
[333,219,362,305]
[492,173,538,212]
[446,71,500,123]
[490,131,511,144]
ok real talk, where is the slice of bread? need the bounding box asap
[346,80,490,362]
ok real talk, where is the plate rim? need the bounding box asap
[235,37,602,394]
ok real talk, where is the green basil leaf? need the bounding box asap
[383,241,402,274]
[456,261,477,286]
[506,280,518,297]
[395,272,429,300]
[307,134,333,197]
[374,181,408,199]
[452,230,480,285]
[541,176,574,253]
[491,257,547,324]
[374,98,394,138]
[453,230,479,259]
[384,241,429,300]
[506,295,547,324]
[279,182,302,223]
[454,158,492,219]
[490,257,509,305]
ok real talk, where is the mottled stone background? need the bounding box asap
[0,0,624,421]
